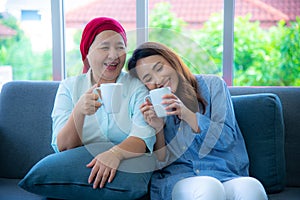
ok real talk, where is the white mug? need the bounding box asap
[145,87,171,117]
[94,83,123,113]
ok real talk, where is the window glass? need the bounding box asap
[4,1,298,87]
[0,0,52,90]
[233,0,300,86]
[148,0,224,76]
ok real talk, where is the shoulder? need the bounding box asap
[61,74,86,85]
[59,74,89,93]
[118,71,148,92]
[195,74,226,87]
[194,74,229,98]
[195,74,224,83]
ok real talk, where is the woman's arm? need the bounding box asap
[116,136,147,157]
[56,104,85,151]
[153,129,167,161]
[195,75,237,152]
[86,136,147,189]
[180,109,200,133]
[140,101,167,161]
[162,94,200,133]
[53,84,101,152]
[164,75,237,151]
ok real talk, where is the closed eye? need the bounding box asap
[100,46,109,50]
[116,45,125,49]
[156,64,163,72]
[143,75,152,83]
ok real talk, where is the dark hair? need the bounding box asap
[128,42,206,114]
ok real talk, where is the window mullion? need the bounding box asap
[223,0,235,86]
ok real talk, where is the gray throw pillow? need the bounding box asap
[232,93,285,193]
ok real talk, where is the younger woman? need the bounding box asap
[127,42,268,200]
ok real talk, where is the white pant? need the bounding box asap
[172,176,268,200]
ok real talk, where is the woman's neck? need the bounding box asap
[91,73,118,85]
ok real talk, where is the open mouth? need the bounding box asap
[105,62,119,71]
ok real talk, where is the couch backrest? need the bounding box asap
[0,81,299,191]
[229,87,300,188]
[0,81,59,178]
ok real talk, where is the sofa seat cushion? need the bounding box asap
[19,143,155,200]
[232,93,285,194]
[268,187,300,200]
[0,178,46,200]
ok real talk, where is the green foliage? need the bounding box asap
[278,17,300,85]
[149,2,186,32]
[233,16,300,86]
[190,13,223,75]
[1,3,299,85]
[148,2,300,86]
[148,2,186,50]
[66,30,82,77]
[149,2,219,75]
[0,14,52,80]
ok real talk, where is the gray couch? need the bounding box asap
[0,81,299,200]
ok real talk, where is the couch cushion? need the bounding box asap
[231,93,285,194]
[268,187,300,200]
[0,178,47,200]
[18,143,155,200]
[0,81,59,178]
[230,86,300,187]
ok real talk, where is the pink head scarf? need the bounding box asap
[80,17,127,73]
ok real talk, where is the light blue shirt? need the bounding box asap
[151,74,249,200]
[51,70,156,153]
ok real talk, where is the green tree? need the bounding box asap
[149,2,300,86]
[149,2,219,75]
[66,30,82,77]
[278,17,300,85]
[190,13,223,75]
[233,16,300,86]
[0,13,52,80]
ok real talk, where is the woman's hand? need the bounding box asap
[76,84,102,116]
[162,93,189,119]
[140,99,165,132]
[163,93,200,132]
[86,149,121,189]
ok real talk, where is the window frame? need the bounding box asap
[51,0,66,81]
[51,0,235,85]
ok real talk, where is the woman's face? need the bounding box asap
[87,30,126,83]
[135,55,179,92]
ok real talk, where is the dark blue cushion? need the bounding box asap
[18,143,155,200]
[232,93,285,193]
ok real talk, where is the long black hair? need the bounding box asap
[128,42,206,114]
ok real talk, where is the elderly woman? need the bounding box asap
[19,17,156,200]
[52,16,156,193]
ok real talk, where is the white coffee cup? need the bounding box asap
[94,83,123,113]
[145,87,171,117]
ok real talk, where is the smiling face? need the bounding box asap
[135,55,179,92]
[87,30,126,83]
